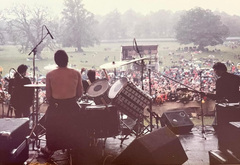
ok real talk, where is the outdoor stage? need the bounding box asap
[27,125,218,165]
[1,101,240,165]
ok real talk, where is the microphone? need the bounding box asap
[11,68,23,79]
[134,38,140,53]
[44,25,54,39]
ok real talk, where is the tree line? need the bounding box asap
[0,0,239,58]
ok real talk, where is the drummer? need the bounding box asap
[42,50,89,164]
[82,68,109,94]
[82,69,97,93]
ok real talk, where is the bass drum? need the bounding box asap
[86,79,111,105]
[108,77,151,120]
[84,105,120,138]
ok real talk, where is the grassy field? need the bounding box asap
[0,41,240,77]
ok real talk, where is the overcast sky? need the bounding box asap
[0,0,240,16]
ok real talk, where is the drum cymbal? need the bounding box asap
[124,57,149,65]
[100,61,128,69]
[100,57,149,69]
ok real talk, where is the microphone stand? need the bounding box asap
[28,31,50,149]
[161,73,208,139]
[28,33,49,83]
[160,74,200,94]
[199,71,206,139]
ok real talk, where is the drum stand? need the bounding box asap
[119,115,136,147]
[25,84,46,150]
[119,113,151,147]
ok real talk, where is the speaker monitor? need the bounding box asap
[209,150,240,165]
[161,110,194,134]
[113,127,188,165]
[0,118,29,165]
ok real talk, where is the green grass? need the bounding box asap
[0,41,240,78]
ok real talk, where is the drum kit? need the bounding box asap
[79,57,153,143]
[81,76,152,142]
[25,57,152,148]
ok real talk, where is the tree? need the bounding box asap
[6,4,56,59]
[133,16,153,38]
[149,10,177,38]
[98,10,126,40]
[0,10,7,45]
[121,10,142,38]
[175,8,229,50]
[61,0,98,52]
[216,11,240,37]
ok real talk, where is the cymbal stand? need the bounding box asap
[133,38,144,90]
[146,108,161,129]
[148,69,153,131]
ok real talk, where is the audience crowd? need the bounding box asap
[0,52,240,106]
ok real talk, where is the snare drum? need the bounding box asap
[108,77,151,120]
[84,105,120,138]
[86,79,111,105]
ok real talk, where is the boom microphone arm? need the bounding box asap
[160,73,201,94]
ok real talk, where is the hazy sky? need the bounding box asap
[0,0,240,16]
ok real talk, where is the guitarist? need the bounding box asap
[202,62,240,103]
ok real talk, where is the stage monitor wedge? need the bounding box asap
[161,109,194,134]
[0,118,29,165]
[112,127,188,165]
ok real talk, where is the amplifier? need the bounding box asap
[216,105,240,156]
[216,104,240,126]
[0,118,30,164]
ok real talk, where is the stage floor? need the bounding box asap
[27,125,218,165]
[0,101,219,164]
